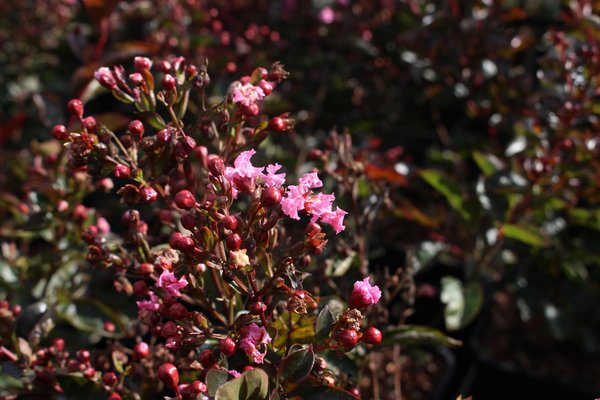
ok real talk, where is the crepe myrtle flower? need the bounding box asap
[156,271,188,298]
[238,323,271,364]
[349,277,381,309]
[231,83,265,107]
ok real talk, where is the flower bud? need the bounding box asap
[107,392,122,400]
[129,72,144,86]
[161,321,180,338]
[157,128,171,145]
[94,67,117,90]
[249,301,267,315]
[162,74,176,91]
[261,187,282,207]
[102,372,118,386]
[169,303,188,320]
[134,57,153,71]
[174,190,196,209]
[258,80,273,95]
[222,215,238,231]
[226,233,242,251]
[180,212,197,231]
[199,349,216,367]
[157,363,179,389]
[83,116,97,132]
[128,120,144,141]
[335,329,358,349]
[52,124,68,140]
[68,99,84,118]
[114,164,131,178]
[140,186,158,202]
[361,327,382,345]
[219,337,236,356]
[133,342,150,359]
[207,156,225,176]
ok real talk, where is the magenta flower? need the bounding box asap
[238,323,271,364]
[136,291,161,311]
[228,370,241,378]
[156,271,188,298]
[349,277,381,309]
[280,172,347,233]
[232,83,265,107]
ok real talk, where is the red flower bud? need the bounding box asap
[219,337,236,356]
[222,215,238,231]
[207,156,225,176]
[174,190,196,209]
[114,164,131,178]
[133,280,148,296]
[336,329,358,349]
[361,327,382,345]
[161,321,180,338]
[134,57,152,71]
[249,301,267,315]
[157,363,179,389]
[261,187,282,207]
[83,367,96,379]
[83,116,97,132]
[199,349,217,368]
[128,120,144,140]
[226,233,242,251]
[102,372,118,386]
[139,263,154,275]
[162,74,177,91]
[133,342,150,359]
[52,124,68,140]
[140,186,158,202]
[107,392,122,400]
[169,303,188,320]
[67,99,84,118]
[157,128,172,145]
[180,212,197,231]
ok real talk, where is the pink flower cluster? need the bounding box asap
[224,149,285,197]
[232,83,265,107]
[136,291,161,312]
[348,277,381,309]
[156,271,188,298]
[281,173,347,234]
[223,151,347,234]
[238,323,272,364]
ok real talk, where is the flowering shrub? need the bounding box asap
[0,55,423,400]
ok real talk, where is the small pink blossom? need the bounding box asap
[319,207,347,234]
[262,163,286,187]
[238,323,271,364]
[136,291,161,311]
[228,369,241,378]
[280,184,308,220]
[349,277,381,309]
[156,271,188,298]
[299,172,323,189]
[232,83,265,107]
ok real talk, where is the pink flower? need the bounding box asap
[156,271,188,298]
[281,184,308,220]
[262,163,286,187]
[319,207,347,234]
[238,323,271,364]
[228,369,241,378]
[232,83,265,107]
[299,172,323,189]
[349,277,381,309]
[136,291,161,311]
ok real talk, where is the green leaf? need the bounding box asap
[325,252,356,277]
[502,224,547,247]
[290,386,358,399]
[207,368,230,396]
[314,306,335,343]
[440,277,483,331]
[0,365,24,390]
[379,325,462,348]
[420,170,471,220]
[279,345,315,383]
[215,368,270,400]
[472,151,502,177]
